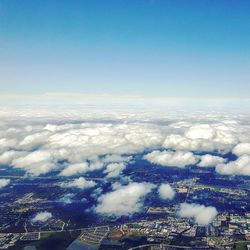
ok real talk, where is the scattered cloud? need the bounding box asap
[19,132,50,150]
[11,150,57,176]
[0,151,27,165]
[0,178,10,188]
[59,163,89,177]
[102,154,132,163]
[198,154,225,167]
[158,183,175,200]
[104,163,126,178]
[216,155,250,176]
[61,177,96,189]
[144,150,198,168]
[163,122,239,153]
[185,124,216,140]
[59,193,75,204]
[232,143,250,156]
[163,134,215,153]
[178,203,218,226]
[95,182,155,216]
[31,211,52,223]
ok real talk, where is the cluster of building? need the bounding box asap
[0,232,42,249]
[0,233,20,249]
[0,211,249,249]
[113,211,250,249]
[79,226,110,245]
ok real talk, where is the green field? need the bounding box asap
[234,240,250,250]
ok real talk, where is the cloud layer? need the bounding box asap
[0,108,250,177]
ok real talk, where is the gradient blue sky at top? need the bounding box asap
[0,0,250,98]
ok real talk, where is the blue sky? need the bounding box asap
[0,0,250,99]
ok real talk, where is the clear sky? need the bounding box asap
[0,0,250,99]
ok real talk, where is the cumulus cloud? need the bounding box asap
[0,178,10,188]
[89,160,104,171]
[198,154,225,167]
[0,138,18,153]
[232,143,250,156]
[0,116,165,176]
[12,150,51,166]
[1,107,250,178]
[0,151,27,165]
[216,155,250,176]
[31,211,52,223]
[158,183,175,200]
[163,122,239,153]
[59,163,89,177]
[144,150,198,168]
[61,177,96,189]
[178,203,218,226]
[46,123,165,164]
[19,131,50,150]
[95,182,155,216]
[104,163,126,178]
[163,134,215,152]
[185,124,216,140]
[11,150,57,176]
[102,154,132,163]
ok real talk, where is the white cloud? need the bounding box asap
[95,182,155,216]
[144,150,198,168]
[59,163,89,177]
[102,154,132,163]
[19,131,50,150]
[61,177,96,189]
[178,203,218,226]
[0,178,10,188]
[11,150,57,176]
[198,154,225,167]
[89,160,104,171]
[158,183,175,200]
[216,155,250,176]
[232,143,250,156]
[0,107,250,178]
[163,134,215,152]
[104,163,126,178]
[31,211,52,223]
[0,151,27,165]
[46,123,165,163]
[163,122,239,153]
[12,150,51,166]
[185,124,216,140]
[0,138,18,152]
